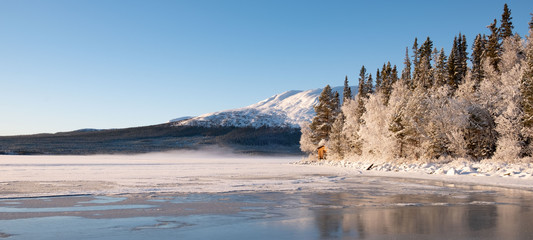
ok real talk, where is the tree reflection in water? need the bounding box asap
[308,187,533,239]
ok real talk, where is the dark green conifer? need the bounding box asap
[359,66,368,97]
[375,69,382,92]
[342,75,352,104]
[500,4,514,39]
[486,19,501,72]
[309,85,337,144]
[448,37,458,89]
[471,34,485,86]
[402,47,412,84]
[366,74,374,95]
[434,48,448,87]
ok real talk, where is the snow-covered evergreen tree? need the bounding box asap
[342,99,362,156]
[358,92,397,161]
[492,36,525,161]
[522,31,533,156]
[299,122,317,154]
[327,112,346,160]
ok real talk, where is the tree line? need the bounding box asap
[301,4,533,162]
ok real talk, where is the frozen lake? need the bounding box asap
[1,152,533,239]
[1,181,533,239]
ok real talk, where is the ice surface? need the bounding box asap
[1,150,533,199]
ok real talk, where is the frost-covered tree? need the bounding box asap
[358,92,397,161]
[327,112,346,160]
[456,77,497,160]
[522,31,533,155]
[342,99,362,156]
[491,36,526,161]
[299,122,316,154]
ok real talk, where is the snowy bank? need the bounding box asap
[299,158,533,190]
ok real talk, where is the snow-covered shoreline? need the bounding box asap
[298,157,533,190]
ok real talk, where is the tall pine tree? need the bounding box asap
[402,47,412,84]
[309,85,337,145]
[375,69,382,92]
[499,4,514,39]
[486,19,501,73]
[343,75,352,104]
[471,34,486,86]
[434,48,448,87]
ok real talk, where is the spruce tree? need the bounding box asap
[486,19,501,72]
[499,4,514,40]
[471,34,485,86]
[381,62,395,104]
[355,66,369,125]
[366,74,374,95]
[458,34,468,80]
[375,69,382,92]
[359,66,368,97]
[343,75,352,103]
[402,47,412,84]
[434,48,448,87]
[448,37,458,89]
[412,38,420,86]
[309,85,336,145]
[332,91,341,117]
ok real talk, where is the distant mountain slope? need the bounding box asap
[172,86,356,128]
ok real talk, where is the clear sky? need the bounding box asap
[0,0,531,136]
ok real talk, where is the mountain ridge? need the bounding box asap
[172,86,356,128]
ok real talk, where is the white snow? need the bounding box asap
[300,158,533,190]
[168,116,194,123]
[173,86,355,128]
[1,151,532,199]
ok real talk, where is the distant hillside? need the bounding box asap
[0,123,301,155]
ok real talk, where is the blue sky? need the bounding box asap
[0,0,531,135]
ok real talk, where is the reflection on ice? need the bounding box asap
[1,181,532,239]
[0,204,154,213]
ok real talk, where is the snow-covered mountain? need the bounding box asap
[171,86,356,128]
